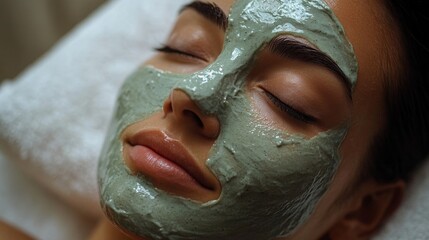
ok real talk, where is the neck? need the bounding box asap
[88,216,144,240]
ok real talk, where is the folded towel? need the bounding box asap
[0,0,188,238]
[0,0,427,239]
[0,148,95,240]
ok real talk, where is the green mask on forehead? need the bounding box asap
[98,0,358,239]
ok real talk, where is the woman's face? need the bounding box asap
[98,0,398,239]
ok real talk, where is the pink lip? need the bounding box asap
[123,130,216,193]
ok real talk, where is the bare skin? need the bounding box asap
[88,215,136,240]
[92,0,405,239]
[0,220,34,240]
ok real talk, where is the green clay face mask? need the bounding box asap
[98,0,358,239]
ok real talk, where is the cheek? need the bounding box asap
[203,94,347,235]
[211,103,345,187]
[114,67,177,129]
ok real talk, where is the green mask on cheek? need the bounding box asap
[98,0,358,239]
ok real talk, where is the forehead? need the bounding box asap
[198,0,358,87]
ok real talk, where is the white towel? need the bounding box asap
[374,159,429,240]
[0,0,188,239]
[0,148,95,240]
[0,0,427,239]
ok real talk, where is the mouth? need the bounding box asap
[122,129,220,201]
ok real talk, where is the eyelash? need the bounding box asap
[155,45,315,124]
[264,91,316,124]
[154,45,203,61]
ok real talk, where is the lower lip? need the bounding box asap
[126,144,206,193]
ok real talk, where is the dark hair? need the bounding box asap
[366,0,429,183]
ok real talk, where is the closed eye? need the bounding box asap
[154,45,207,62]
[264,91,317,124]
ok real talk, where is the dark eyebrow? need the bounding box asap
[268,37,353,99]
[180,1,228,31]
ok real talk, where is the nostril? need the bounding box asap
[165,89,220,139]
[183,110,204,128]
[163,99,173,115]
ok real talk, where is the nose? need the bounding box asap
[162,89,220,139]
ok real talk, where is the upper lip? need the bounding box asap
[125,129,216,191]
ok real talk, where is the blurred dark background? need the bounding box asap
[0,0,106,83]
